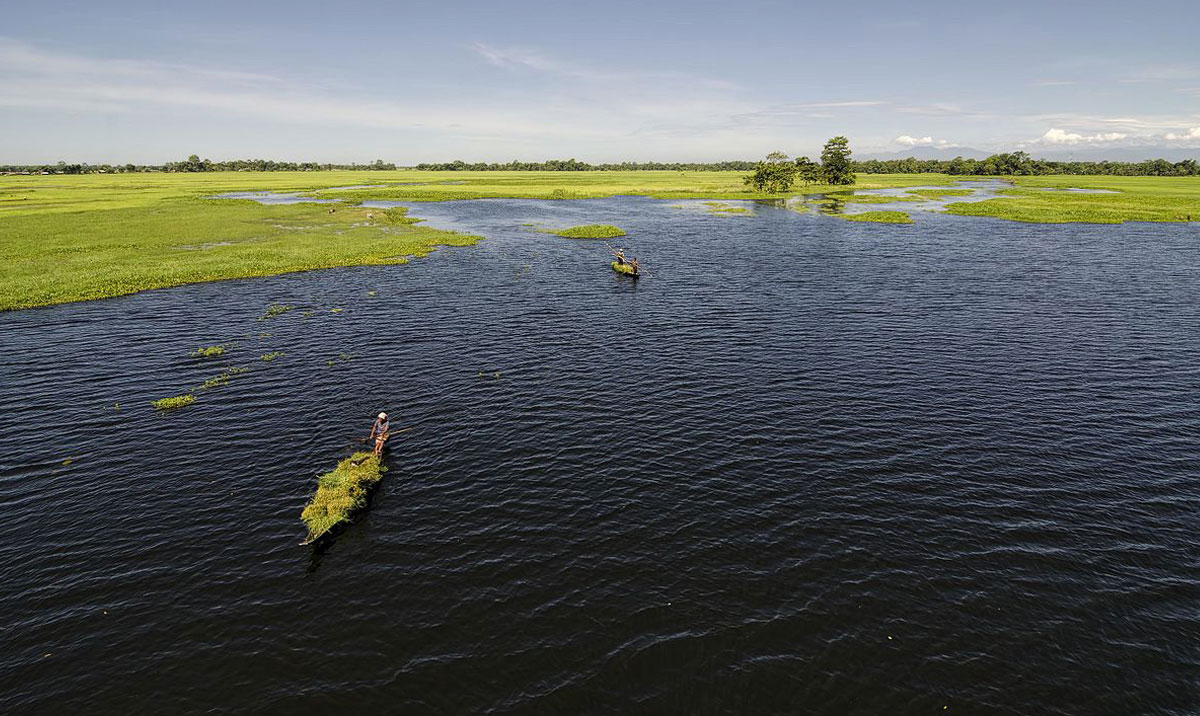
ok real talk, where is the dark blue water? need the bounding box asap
[1,198,1198,715]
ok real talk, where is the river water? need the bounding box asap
[1,196,1198,714]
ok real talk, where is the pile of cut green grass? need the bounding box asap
[300,452,386,543]
[152,394,195,411]
[839,211,914,224]
[545,224,626,239]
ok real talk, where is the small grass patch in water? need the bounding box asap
[703,201,752,215]
[839,211,914,224]
[300,451,386,544]
[260,351,284,362]
[543,224,626,239]
[377,206,421,225]
[906,188,975,198]
[152,393,195,411]
[831,193,922,204]
[195,366,247,391]
[190,345,226,359]
[261,303,293,320]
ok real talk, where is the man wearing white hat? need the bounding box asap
[369,411,390,456]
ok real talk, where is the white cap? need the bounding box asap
[378,412,387,419]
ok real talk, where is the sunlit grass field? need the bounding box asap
[947,175,1200,223]
[2,170,1197,310]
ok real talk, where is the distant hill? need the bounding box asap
[861,145,1199,163]
[1031,146,1200,162]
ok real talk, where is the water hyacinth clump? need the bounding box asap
[261,303,294,320]
[190,345,226,359]
[300,452,386,544]
[152,394,195,411]
[260,352,284,362]
[546,224,626,239]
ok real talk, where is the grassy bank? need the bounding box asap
[945,175,1200,223]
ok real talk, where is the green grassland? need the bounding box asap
[945,175,1200,223]
[0,172,483,310]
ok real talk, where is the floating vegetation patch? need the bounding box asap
[152,394,195,411]
[791,203,811,215]
[543,224,626,239]
[195,366,247,391]
[190,345,226,359]
[330,308,343,313]
[703,201,752,215]
[327,352,353,367]
[905,188,975,198]
[831,193,923,204]
[376,206,421,225]
[261,304,294,320]
[260,351,284,362]
[366,291,376,297]
[839,211,914,224]
[300,452,386,544]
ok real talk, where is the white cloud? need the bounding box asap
[1164,127,1200,141]
[894,135,933,147]
[1039,128,1128,144]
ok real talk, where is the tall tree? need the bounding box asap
[744,151,797,193]
[820,136,855,185]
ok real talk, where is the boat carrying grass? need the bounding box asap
[611,261,638,275]
[544,224,626,238]
[839,211,914,224]
[300,451,386,544]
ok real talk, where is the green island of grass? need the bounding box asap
[152,394,195,411]
[0,171,483,311]
[545,224,626,238]
[827,193,923,204]
[703,201,752,215]
[300,451,386,544]
[906,188,975,198]
[839,211,914,224]
[190,345,226,359]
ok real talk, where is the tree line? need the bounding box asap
[5,150,1198,177]
[412,159,758,171]
[1,156,397,174]
[854,152,1199,177]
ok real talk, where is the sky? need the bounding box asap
[2,0,1199,164]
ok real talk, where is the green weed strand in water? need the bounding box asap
[190,345,226,358]
[260,352,284,362]
[152,394,195,411]
[300,452,386,543]
[260,304,293,320]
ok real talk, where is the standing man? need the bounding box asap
[369,411,390,456]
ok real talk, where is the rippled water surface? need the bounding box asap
[2,198,1199,715]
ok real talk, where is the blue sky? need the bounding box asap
[2,0,1199,163]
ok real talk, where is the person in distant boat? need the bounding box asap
[369,412,390,456]
[613,249,626,265]
[628,257,639,275]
